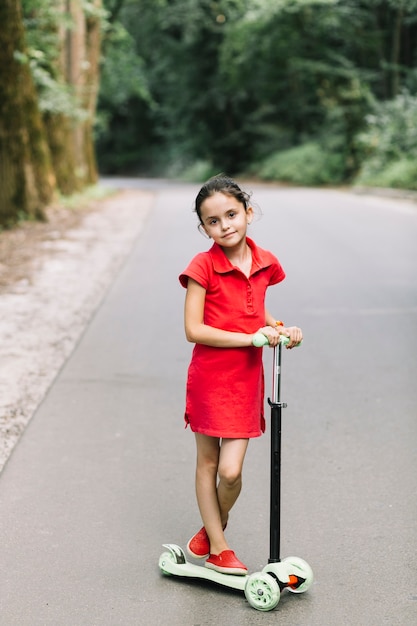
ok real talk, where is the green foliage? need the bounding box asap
[82,0,109,21]
[177,160,218,183]
[355,159,417,190]
[255,142,345,186]
[356,90,417,162]
[94,0,417,186]
[354,90,417,189]
[15,0,417,186]
[95,18,154,173]
[22,0,89,118]
[99,24,150,109]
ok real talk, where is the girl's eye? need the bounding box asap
[228,212,236,218]
[209,219,217,225]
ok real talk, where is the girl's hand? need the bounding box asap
[279,326,303,349]
[256,325,281,347]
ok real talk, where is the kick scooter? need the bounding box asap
[158,334,313,612]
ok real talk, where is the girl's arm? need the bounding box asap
[184,279,253,347]
[184,280,302,348]
[265,308,277,328]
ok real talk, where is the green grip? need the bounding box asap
[252,332,301,347]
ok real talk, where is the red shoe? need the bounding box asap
[205,550,248,575]
[187,527,209,559]
[187,523,228,559]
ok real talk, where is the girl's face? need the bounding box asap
[199,192,253,248]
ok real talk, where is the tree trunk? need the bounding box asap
[38,0,102,194]
[64,0,102,187]
[39,0,79,195]
[83,3,102,184]
[43,112,80,196]
[0,0,55,227]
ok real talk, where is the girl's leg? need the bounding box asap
[194,434,226,554]
[194,434,249,555]
[217,438,249,532]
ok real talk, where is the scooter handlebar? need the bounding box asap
[252,332,302,348]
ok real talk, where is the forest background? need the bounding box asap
[1,0,417,228]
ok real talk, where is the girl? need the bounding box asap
[179,175,302,575]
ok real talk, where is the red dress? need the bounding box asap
[179,238,285,438]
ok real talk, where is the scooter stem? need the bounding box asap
[268,341,287,563]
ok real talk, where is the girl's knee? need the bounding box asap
[218,464,242,488]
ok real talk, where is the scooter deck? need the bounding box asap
[159,544,248,591]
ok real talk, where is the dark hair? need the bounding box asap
[194,174,251,225]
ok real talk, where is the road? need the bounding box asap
[1,180,416,625]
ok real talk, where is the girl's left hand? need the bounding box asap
[279,326,303,349]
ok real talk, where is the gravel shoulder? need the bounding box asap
[0,188,154,472]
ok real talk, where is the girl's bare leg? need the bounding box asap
[217,437,249,529]
[194,434,249,555]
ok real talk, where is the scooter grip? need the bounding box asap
[252,332,302,347]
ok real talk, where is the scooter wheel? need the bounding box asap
[282,556,313,593]
[244,572,280,611]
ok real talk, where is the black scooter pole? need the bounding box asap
[268,341,287,564]
[252,333,301,564]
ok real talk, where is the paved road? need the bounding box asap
[1,181,416,625]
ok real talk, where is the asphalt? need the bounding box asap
[1,181,416,625]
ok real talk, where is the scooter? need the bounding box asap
[158,333,313,612]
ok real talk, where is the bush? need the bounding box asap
[254,142,345,185]
[178,160,218,183]
[354,90,417,189]
[355,158,417,190]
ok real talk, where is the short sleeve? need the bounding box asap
[179,252,212,289]
[255,245,286,286]
[269,258,286,286]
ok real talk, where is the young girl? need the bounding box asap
[179,175,302,575]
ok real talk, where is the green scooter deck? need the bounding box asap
[159,544,248,591]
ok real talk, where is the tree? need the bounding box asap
[0,0,106,226]
[23,0,104,192]
[0,0,55,227]
[96,0,417,182]
[64,0,103,186]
